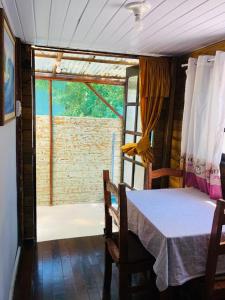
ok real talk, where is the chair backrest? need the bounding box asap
[103,170,128,263]
[145,163,185,189]
[205,199,225,299]
[205,162,225,299]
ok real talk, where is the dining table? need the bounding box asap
[126,187,225,296]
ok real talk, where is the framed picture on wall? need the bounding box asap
[0,8,16,126]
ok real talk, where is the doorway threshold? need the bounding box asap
[37,203,104,242]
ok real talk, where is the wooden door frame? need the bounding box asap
[32,47,37,241]
[20,45,178,242]
[16,38,23,245]
[16,43,37,243]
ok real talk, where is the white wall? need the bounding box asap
[0,120,18,300]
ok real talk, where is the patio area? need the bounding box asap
[37,203,104,242]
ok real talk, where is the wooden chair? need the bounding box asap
[102,170,156,300]
[205,162,225,300]
[145,163,185,189]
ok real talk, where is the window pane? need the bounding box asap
[126,106,136,131]
[125,134,134,144]
[127,76,138,103]
[150,131,154,147]
[135,136,142,162]
[124,135,135,159]
[136,135,141,142]
[137,106,142,133]
[135,154,142,163]
[123,160,133,187]
[134,165,145,190]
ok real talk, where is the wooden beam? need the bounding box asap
[36,53,138,66]
[52,52,63,75]
[35,70,125,80]
[35,73,125,86]
[84,83,123,120]
[49,80,53,206]
[32,45,139,59]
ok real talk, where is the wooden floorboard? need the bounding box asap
[13,235,204,300]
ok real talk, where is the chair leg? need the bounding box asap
[119,267,131,300]
[103,246,112,300]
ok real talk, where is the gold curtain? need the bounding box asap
[122,56,171,166]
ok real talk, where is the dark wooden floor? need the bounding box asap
[13,235,203,300]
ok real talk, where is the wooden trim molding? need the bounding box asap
[191,39,225,57]
[32,45,139,59]
[35,52,138,66]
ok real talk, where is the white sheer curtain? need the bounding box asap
[181,58,197,156]
[181,51,225,199]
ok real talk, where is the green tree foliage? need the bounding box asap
[53,81,124,118]
[35,79,124,118]
[36,79,49,90]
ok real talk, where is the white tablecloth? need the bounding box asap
[127,187,225,291]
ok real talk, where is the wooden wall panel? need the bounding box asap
[192,39,225,57]
[169,58,187,188]
[152,59,179,188]
[152,97,169,182]
[21,43,36,240]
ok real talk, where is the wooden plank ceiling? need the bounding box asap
[2,0,225,56]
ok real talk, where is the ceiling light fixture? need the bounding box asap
[55,61,61,74]
[125,1,151,32]
[56,66,61,74]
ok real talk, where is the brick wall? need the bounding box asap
[36,116,122,205]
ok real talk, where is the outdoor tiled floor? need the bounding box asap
[37,203,104,242]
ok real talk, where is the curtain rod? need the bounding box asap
[181,58,215,68]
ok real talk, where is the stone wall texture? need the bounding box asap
[36,116,122,205]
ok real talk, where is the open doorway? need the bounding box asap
[34,49,139,242]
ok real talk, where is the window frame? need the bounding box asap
[121,67,146,190]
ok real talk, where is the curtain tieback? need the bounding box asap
[121,135,150,156]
